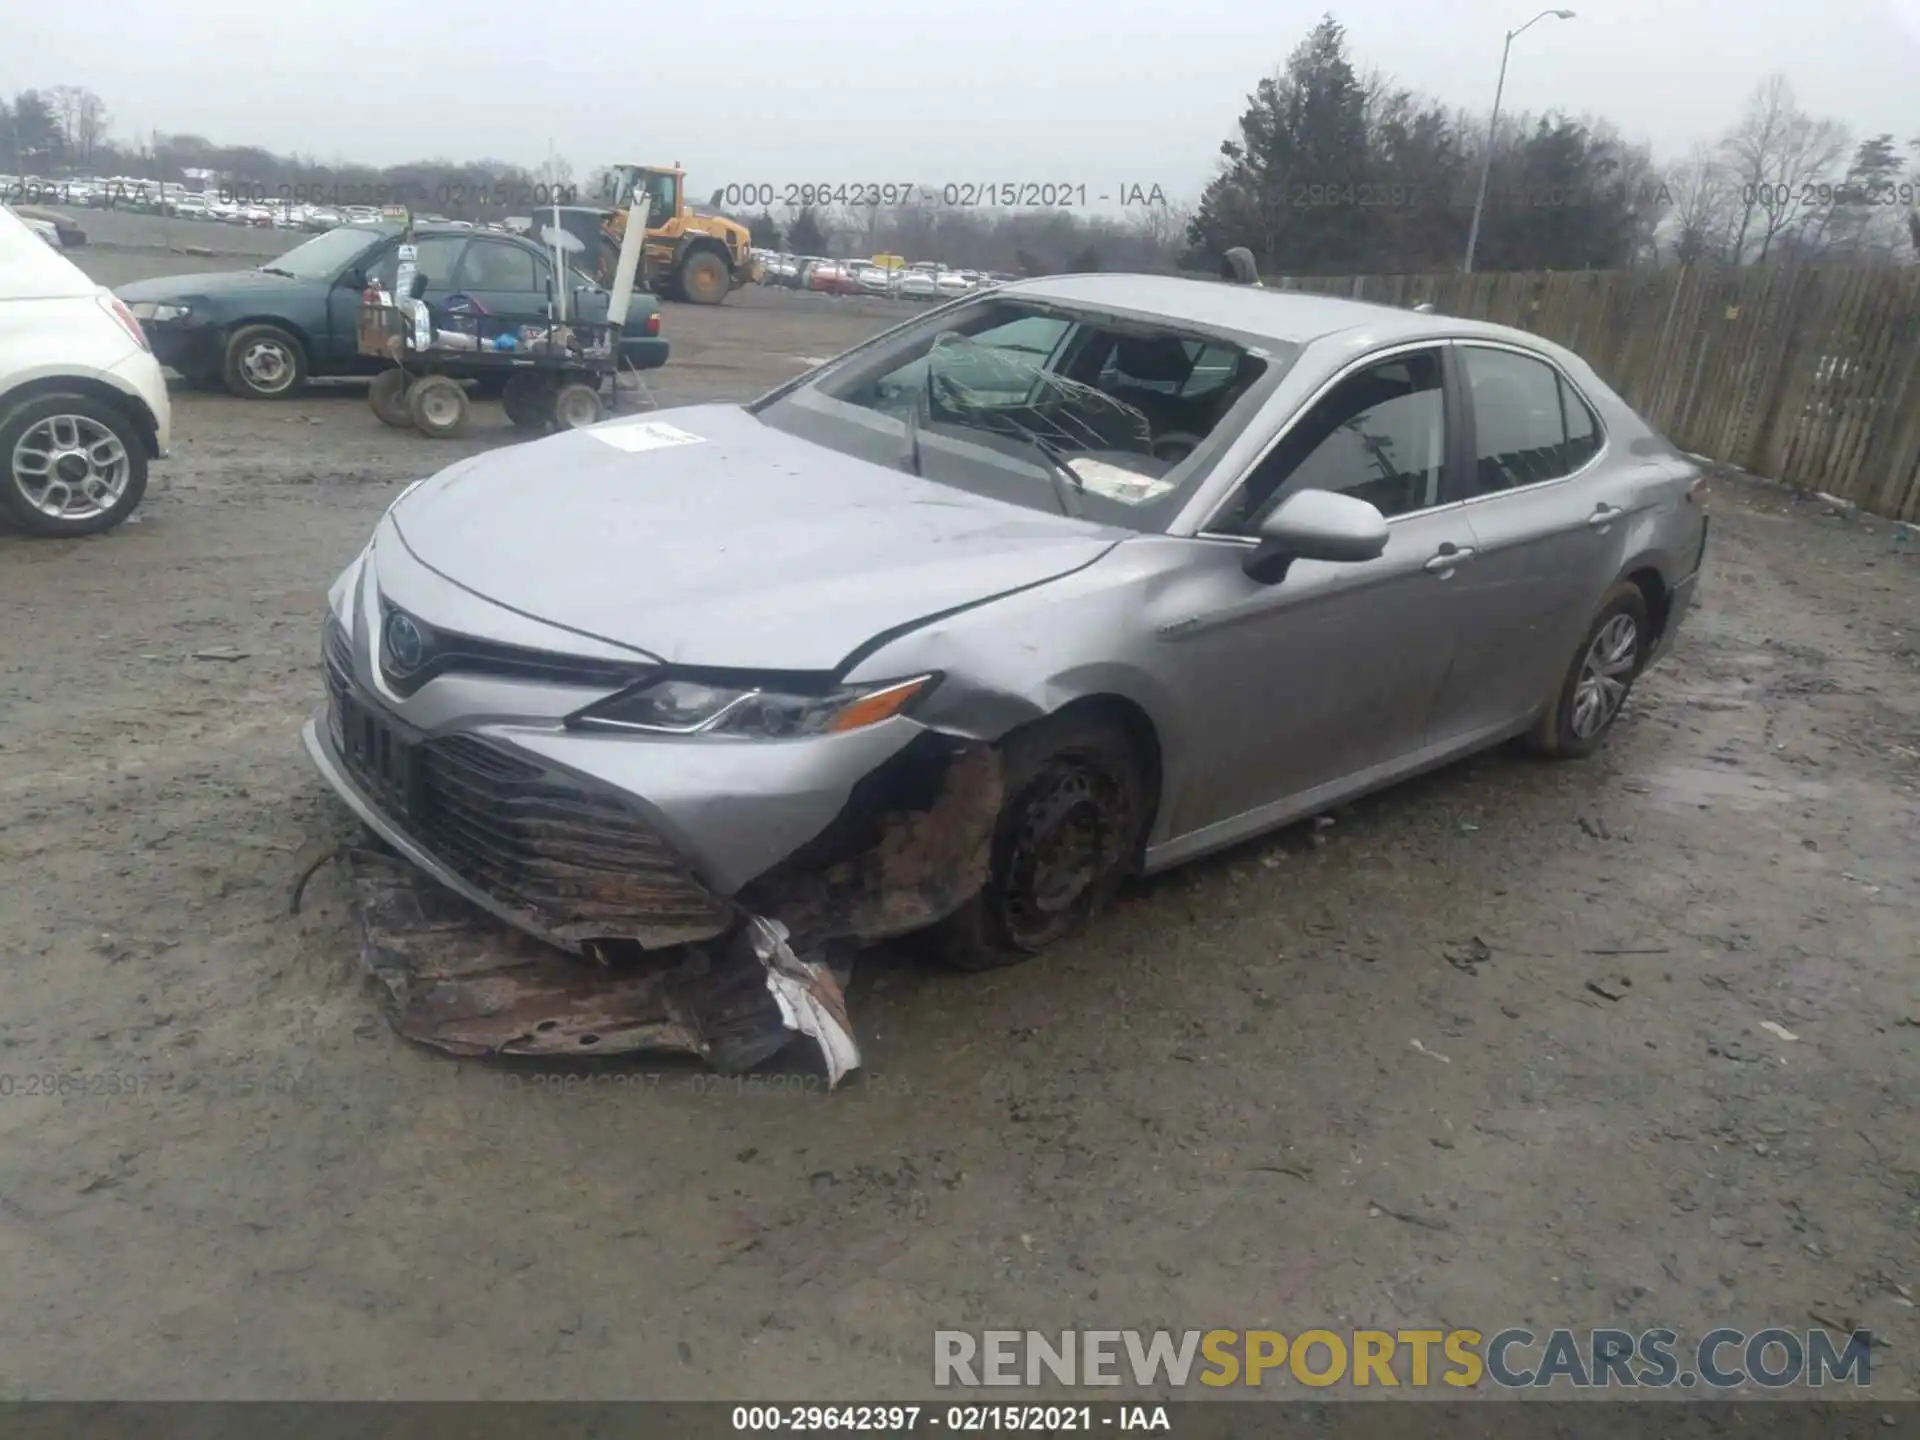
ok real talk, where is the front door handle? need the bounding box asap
[1425,545,1474,574]
[1587,504,1624,528]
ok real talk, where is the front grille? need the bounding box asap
[411,736,733,945]
[322,649,731,947]
[378,600,655,697]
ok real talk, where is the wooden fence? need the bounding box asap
[1266,265,1920,522]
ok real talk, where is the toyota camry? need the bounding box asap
[305,274,1707,1079]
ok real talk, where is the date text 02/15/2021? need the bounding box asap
[729,1405,1170,1432]
[711,182,1170,209]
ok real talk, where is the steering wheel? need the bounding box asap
[1152,431,1204,464]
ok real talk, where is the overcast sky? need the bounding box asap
[5,0,1915,204]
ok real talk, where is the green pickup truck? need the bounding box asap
[117,221,669,399]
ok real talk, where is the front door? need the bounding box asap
[1145,346,1480,854]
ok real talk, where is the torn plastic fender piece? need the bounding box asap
[748,917,861,1087]
[344,848,858,1081]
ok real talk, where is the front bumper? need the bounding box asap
[303,701,736,954]
[141,321,221,380]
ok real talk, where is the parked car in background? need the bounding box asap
[11,205,87,247]
[856,264,896,296]
[0,205,169,536]
[174,194,210,220]
[117,221,671,398]
[806,261,859,296]
[900,268,939,301]
[936,269,973,299]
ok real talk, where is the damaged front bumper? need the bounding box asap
[301,694,1001,1085]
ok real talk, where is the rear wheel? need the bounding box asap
[1525,582,1651,759]
[552,383,604,430]
[406,375,470,438]
[501,373,554,430]
[0,393,149,537]
[928,711,1148,972]
[367,368,412,428]
[678,249,730,305]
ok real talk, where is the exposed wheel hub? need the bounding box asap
[1004,760,1129,947]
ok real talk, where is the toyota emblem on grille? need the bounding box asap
[384,611,427,673]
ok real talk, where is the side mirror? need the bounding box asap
[408,272,430,300]
[1243,489,1389,584]
[339,267,366,290]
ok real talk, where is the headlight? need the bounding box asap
[126,301,191,322]
[570,674,934,738]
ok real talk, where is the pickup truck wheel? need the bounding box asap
[0,393,149,537]
[678,250,730,305]
[928,712,1148,972]
[222,323,307,399]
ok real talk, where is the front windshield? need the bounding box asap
[264,224,391,278]
[754,296,1293,532]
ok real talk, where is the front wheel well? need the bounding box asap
[0,377,158,456]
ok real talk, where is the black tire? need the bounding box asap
[928,711,1149,972]
[501,373,554,430]
[368,368,412,428]
[0,392,150,537]
[406,375,470,438]
[222,323,307,399]
[1524,581,1651,759]
[678,249,730,305]
[552,383,604,430]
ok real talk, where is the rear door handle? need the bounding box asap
[1425,546,1474,573]
[1587,505,1624,528]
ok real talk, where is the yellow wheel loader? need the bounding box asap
[599,163,759,305]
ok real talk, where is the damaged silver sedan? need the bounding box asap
[305,275,1708,1082]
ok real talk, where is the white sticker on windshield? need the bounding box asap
[588,420,708,453]
[1068,457,1176,505]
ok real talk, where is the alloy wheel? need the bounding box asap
[1571,612,1639,739]
[11,413,131,521]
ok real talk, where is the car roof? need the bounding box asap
[1001,272,1515,348]
[0,206,96,298]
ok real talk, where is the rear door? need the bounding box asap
[326,234,467,362]
[449,236,551,321]
[1426,341,1629,743]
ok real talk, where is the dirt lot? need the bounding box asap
[0,230,1913,1401]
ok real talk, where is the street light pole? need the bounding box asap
[1463,8,1575,275]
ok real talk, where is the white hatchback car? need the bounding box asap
[0,206,170,535]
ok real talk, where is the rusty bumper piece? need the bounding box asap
[347,850,861,1082]
[338,736,1002,1086]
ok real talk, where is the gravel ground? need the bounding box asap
[0,233,1913,1401]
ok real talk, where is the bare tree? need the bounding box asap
[1716,75,1849,263]
[1664,143,1737,264]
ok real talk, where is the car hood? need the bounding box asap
[389,403,1117,671]
[117,268,312,304]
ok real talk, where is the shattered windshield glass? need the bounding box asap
[754,294,1293,532]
